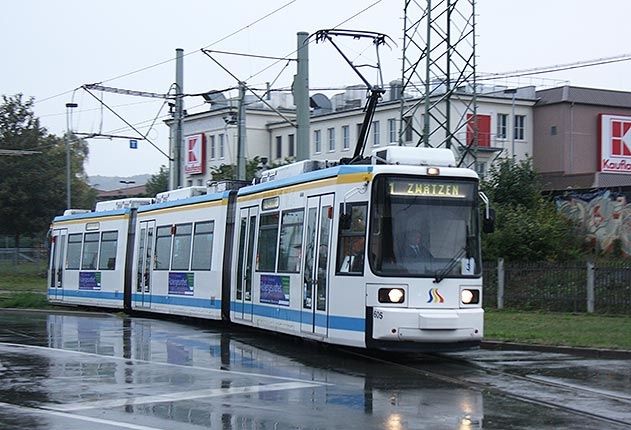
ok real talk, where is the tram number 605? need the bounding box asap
[373,310,383,320]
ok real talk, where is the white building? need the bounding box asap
[170,84,536,187]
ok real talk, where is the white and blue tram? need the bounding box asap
[48,146,490,351]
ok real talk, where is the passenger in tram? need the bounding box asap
[340,237,365,273]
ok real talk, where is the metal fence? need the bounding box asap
[0,248,48,274]
[483,259,631,314]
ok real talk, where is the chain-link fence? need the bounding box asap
[483,259,631,314]
[0,248,48,274]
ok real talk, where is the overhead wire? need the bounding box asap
[33,0,298,106]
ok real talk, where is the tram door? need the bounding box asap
[135,220,155,309]
[301,194,334,336]
[49,229,67,300]
[235,206,257,321]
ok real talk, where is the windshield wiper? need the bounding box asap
[433,247,466,284]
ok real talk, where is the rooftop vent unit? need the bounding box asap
[155,186,207,203]
[62,209,91,216]
[257,160,331,184]
[206,180,250,193]
[371,147,456,167]
[94,198,154,212]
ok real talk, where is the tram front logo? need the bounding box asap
[427,288,445,304]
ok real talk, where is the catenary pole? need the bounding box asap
[295,32,309,161]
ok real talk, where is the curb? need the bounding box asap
[482,340,631,359]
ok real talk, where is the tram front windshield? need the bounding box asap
[369,175,481,279]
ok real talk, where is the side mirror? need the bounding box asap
[483,208,495,234]
[340,212,352,230]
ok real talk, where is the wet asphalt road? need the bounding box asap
[0,310,630,429]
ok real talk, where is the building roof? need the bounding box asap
[536,86,631,108]
[96,184,147,200]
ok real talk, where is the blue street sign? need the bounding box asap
[130,139,138,149]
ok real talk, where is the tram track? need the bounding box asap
[339,348,631,429]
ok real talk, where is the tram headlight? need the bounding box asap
[460,289,480,305]
[378,288,405,304]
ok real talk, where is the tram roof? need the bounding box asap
[238,164,373,197]
[53,208,131,223]
[138,190,232,213]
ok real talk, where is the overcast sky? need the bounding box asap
[3,0,631,177]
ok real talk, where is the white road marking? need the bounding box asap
[0,401,165,430]
[0,342,329,385]
[46,381,319,411]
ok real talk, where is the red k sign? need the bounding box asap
[611,119,631,156]
[188,138,198,162]
[184,133,205,175]
[600,114,631,174]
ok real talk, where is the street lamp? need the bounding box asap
[65,102,78,209]
[504,89,517,158]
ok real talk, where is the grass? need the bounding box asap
[0,292,50,308]
[0,261,48,292]
[0,261,49,308]
[485,309,631,350]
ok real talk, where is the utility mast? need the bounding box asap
[171,48,184,189]
[400,0,478,168]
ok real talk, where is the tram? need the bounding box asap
[48,146,492,352]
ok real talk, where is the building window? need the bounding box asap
[342,125,350,150]
[514,115,525,140]
[275,135,282,159]
[466,114,491,147]
[209,135,216,159]
[327,127,335,152]
[219,133,225,159]
[372,120,380,146]
[497,114,508,139]
[288,134,295,157]
[403,116,413,142]
[314,129,322,153]
[551,125,557,136]
[388,118,397,144]
[356,123,363,145]
[475,161,487,179]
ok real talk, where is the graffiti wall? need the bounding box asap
[556,190,631,256]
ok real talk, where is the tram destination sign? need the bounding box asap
[388,179,471,199]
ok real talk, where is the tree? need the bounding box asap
[0,94,95,247]
[481,157,581,262]
[146,165,169,196]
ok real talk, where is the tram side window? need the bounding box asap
[171,223,193,270]
[191,221,214,271]
[277,209,304,273]
[66,234,82,270]
[257,212,279,272]
[98,231,118,270]
[81,232,100,270]
[336,203,368,274]
[154,226,172,270]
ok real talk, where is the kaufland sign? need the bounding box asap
[184,134,206,175]
[600,114,631,174]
